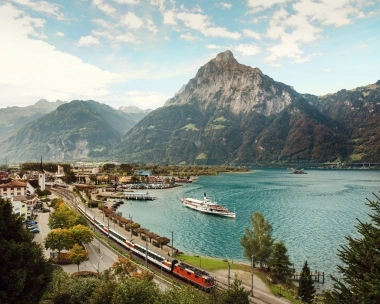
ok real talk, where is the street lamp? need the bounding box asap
[129,214,133,240]
[93,215,95,232]
[145,237,148,268]
[107,217,110,242]
[200,256,202,268]
[251,254,254,296]
[102,201,105,222]
[171,231,174,257]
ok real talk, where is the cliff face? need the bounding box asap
[110,51,351,165]
[166,50,297,116]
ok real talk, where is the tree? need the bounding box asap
[218,276,250,304]
[44,228,73,257]
[0,198,53,304]
[297,261,315,303]
[70,224,94,247]
[268,241,293,284]
[325,198,380,303]
[68,244,89,273]
[111,277,160,304]
[240,212,274,267]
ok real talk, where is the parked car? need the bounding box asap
[26,220,37,225]
[28,225,39,230]
[30,228,40,233]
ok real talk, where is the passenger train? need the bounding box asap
[77,206,215,290]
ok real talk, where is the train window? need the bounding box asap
[195,275,199,279]
[187,271,191,275]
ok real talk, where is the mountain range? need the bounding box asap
[0,50,379,165]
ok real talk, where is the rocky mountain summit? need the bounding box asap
[166,50,296,116]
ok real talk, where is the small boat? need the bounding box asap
[288,168,307,174]
[181,193,236,218]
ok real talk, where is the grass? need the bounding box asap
[175,254,250,272]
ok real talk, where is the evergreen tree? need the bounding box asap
[325,197,380,303]
[0,198,53,304]
[297,261,315,303]
[268,241,293,284]
[240,212,274,267]
[218,276,250,304]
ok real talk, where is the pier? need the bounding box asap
[97,191,157,201]
[292,270,325,284]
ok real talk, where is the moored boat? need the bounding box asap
[181,193,236,218]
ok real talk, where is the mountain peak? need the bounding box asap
[215,50,237,64]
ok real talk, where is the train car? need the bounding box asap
[172,261,215,290]
[76,205,215,289]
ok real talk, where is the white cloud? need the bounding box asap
[265,8,323,62]
[54,31,64,37]
[243,29,262,40]
[121,12,144,29]
[206,44,224,49]
[146,19,158,33]
[0,4,124,104]
[10,0,65,20]
[92,0,116,16]
[92,18,114,29]
[293,0,364,27]
[124,90,172,109]
[324,68,332,72]
[235,44,261,56]
[163,10,177,24]
[76,35,100,47]
[112,0,140,4]
[92,30,139,44]
[180,33,198,41]
[218,2,232,9]
[177,12,241,39]
[356,44,366,48]
[247,0,291,12]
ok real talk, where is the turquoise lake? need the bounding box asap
[118,169,380,285]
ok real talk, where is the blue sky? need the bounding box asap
[0,0,379,110]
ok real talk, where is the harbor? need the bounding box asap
[96,190,157,201]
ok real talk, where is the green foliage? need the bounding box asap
[111,277,160,304]
[62,169,77,184]
[70,224,93,246]
[218,276,250,304]
[268,241,293,284]
[44,228,73,255]
[325,198,380,303]
[41,268,99,304]
[103,163,116,172]
[161,286,213,304]
[68,244,89,273]
[0,198,53,304]
[297,261,315,303]
[240,212,274,268]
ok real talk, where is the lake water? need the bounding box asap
[118,169,380,285]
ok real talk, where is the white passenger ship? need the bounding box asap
[181,193,236,218]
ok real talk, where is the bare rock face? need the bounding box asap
[166,50,296,116]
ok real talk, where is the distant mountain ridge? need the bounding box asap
[109,50,380,165]
[0,99,66,138]
[0,100,149,162]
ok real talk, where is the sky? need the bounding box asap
[0,0,379,110]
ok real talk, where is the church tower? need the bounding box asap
[38,156,45,191]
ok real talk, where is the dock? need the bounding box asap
[97,191,157,201]
[292,270,325,284]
